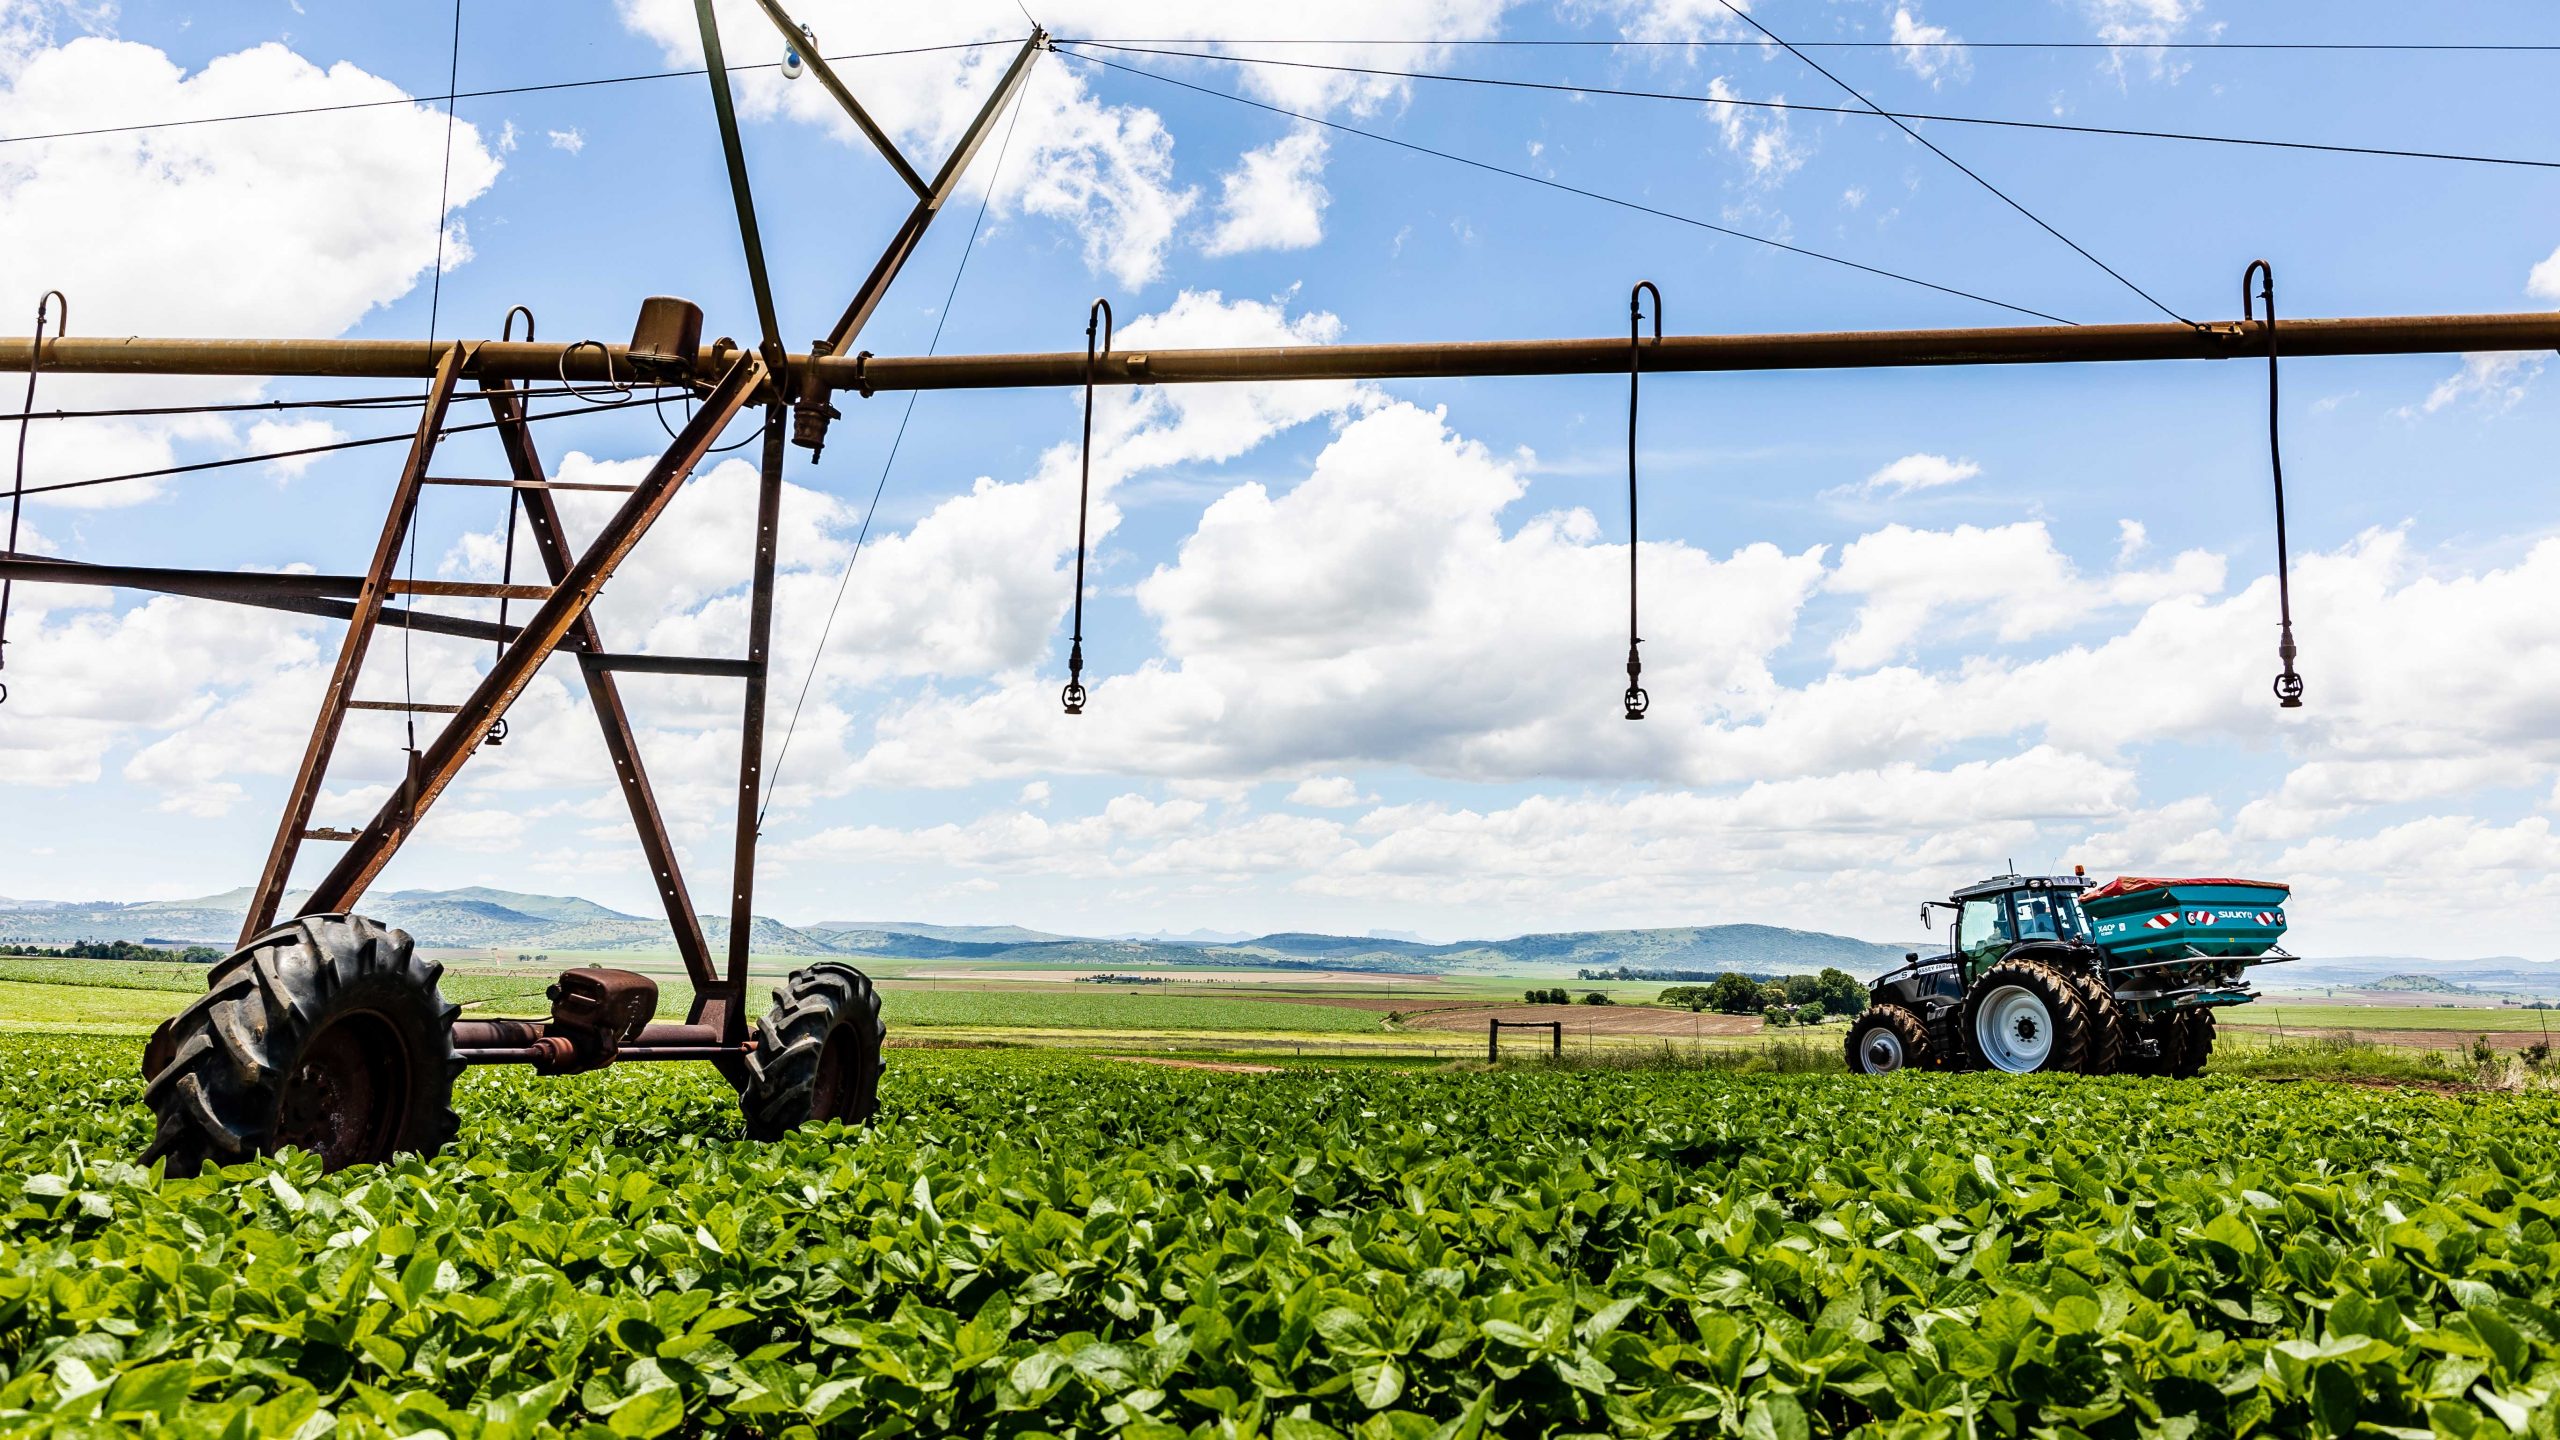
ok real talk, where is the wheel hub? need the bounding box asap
[1975,985,2055,1073]
[273,1011,409,1170]
[1860,1029,1905,1072]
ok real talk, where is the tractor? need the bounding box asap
[1845,871,2292,1077]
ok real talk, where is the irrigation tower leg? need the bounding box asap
[712,407,787,1055]
[242,344,465,940]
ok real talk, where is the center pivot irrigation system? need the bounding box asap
[3,8,2557,1174]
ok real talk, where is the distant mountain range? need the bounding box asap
[2276,956,2559,994]
[0,886,1915,977]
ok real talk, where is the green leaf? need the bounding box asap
[607,1386,685,1439]
[1742,1393,1810,1440]
[101,1361,192,1419]
[1354,1360,1404,1410]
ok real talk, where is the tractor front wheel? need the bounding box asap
[741,963,884,1140]
[141,914,460,1177]
[1965,960,2093,1075]
[1845,1005,1934,1074]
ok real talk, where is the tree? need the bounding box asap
[1815,967,1868,1015]
[1782,973,1821,1006]
[1580,991,1614,1006]
[1708,972,1764,1014]
[1762,1005,1790,1027]
[1758,981,1790,1011]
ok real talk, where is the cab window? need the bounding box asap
[2013,892,2063,941]
[1957,898,2009,960]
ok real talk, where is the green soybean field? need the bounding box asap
[4,1035,2558,1437]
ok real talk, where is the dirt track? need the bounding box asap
[1391,1003,1764,1038]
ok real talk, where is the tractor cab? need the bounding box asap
[1927,872,2098,982]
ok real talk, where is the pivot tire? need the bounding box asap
[741,963,883,1140]
[141,914,459,1177]
[1845,1005,1934,1074]
[1965,960,2092,1075]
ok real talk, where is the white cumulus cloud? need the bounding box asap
[1856,452,1980,497]
[1889,8,1970,87]
[1202,129,1331,257]
[1288,776,1373,808]
[0,25,500,508]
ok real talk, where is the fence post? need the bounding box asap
[1488,1017,1498,1064]
[1550,1021,1561,1058]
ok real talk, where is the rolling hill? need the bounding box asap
[0,886,1918,976]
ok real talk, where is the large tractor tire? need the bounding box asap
[2166,1007,2216,1078]
[1964,959,2093,1075]
[2128,1007,2218,1078]
[2070,972,2132,1075]
[741,963,884,1140]
[1844,1005,1934,1074]
[141,914,460,1178]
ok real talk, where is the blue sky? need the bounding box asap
[2,0,2557,956]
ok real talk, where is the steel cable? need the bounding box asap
[0,384,638,423]
[1068,42,2560,173]
[1058,36,2560,53]
[759,51,1038,826]
[0,41,1015,147]
[1051,47,2075,325]
[1712,0,2189,324]
[403,0,467,775]
[12,392,666,498]
[0,291,67,705]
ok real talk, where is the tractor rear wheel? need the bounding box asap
[141,914,460,1177]
[2168,1007,2216,1078]
[741,963,884,1140]
[2128,1007,2218,1077]
[1965,960,2092,1074]
[2070,972,2131,1075]
[1845,1005,1934,1074]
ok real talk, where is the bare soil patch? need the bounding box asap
[904,968,1433,987]
[2263,1026,2553,1052]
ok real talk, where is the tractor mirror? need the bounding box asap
[1920,903,1932,927]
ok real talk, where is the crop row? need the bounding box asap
[2,1037,2557,1436]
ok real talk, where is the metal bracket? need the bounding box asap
[745,0,929,197]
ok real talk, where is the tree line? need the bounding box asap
[0,939,225,963]
[1658,968,1868,1021]
[1520,968,1869,1023]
